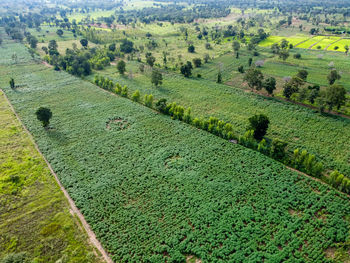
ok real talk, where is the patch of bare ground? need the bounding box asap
[186,255,202,263]
[325,247,336,260]
[42,61,52,68]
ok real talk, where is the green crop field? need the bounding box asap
[0,91,101,262]
[91,51,350,177]
[2,40,350,263]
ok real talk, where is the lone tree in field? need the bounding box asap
[9,78,15,89]
[151,69,163,87]
[192,58,202,68]
[117,60,126,75]
[327,69,341,85]
[36,107,52,128]
[80,38,88,48]
[244,68,264,90]
[180,61,193,78]
[217,71,222,83]
[232,41,240,58]
[263,77,276,95]
[56,29,64,37]
[188,45,195,53]
[248,114,270,140]
[296,69,308,81]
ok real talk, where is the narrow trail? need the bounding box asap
[308,37,324,49]
[1,90,114,263]
[294,36,313,48]
[324,37,343,51]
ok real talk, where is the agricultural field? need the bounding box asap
[260,35,350,52]
[1,40,350,263]
[0,90,102,262]
[91,49,350,177]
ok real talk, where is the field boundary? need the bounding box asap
[324,37,343,50]
[1,89,113,263]
[294,36,313,47]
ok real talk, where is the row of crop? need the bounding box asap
[93,74,349,195]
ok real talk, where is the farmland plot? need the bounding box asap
[1,40,350,262]
[0,91,102,263]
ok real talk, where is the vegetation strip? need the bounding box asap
[1,89,112,263]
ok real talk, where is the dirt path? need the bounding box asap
[324,37,343,51]
[308,37,325,49]
[294,36,313,48]
[1,90,113,263]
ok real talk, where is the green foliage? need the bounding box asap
[121,85,128,97]
[9,78,15,89]
[248,114,270,140]
[327,69,341,85]
[263,77,276,95]
[329,171,350,193]
[270,139,288,161]
[117,60,126,75]
[292,149,324,177]
[244,67,263,90]
[0,253,28,263]
[239,130,257,149]
[144,94,154,108]
[35,107,52,128]
[180,61,193,78]
[323,84,347,110]
[80,38,88,47]
[2,35,350,263]
[187,44,195,53]
[132,90,141,102]
[151,69,163,87]
[120,39,134,53]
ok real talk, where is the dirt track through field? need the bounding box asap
[1,89,113,263]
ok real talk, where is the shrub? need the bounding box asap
[35,107,52,128]
[132,90,141,102]
[144,94,154,108]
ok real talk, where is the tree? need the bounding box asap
[271,43,280,54]
[56,29,63,37]
[188,45,195,53]
[270,139,288,160]
[263,77,276,95]
[280,39,289,49]
[232,41,240,58]
[35,107,52,128]
[204,54,210,63]
[48,40,58,55]
[192,58,202,68]
[27,35,38,49]
[155,98,168,113]
[180,61,192,78]
[117,60,126,75]
[217,71,222,83]
[278,50,289,61]
[327,69,341,85]
[283,76,304,99]
[132,90,141,102]
[248,114,270,140]
[248,58,253,66]
[9,78,15,89]
[151,69,163,87]
[345,45,349,55]
[293,53,301,59]
[146,53,156,67]
[80,38,88,47]
[243,68,264,90]
[324,84,347,111]
[296,69,308,81]
[120,39,134,53]
[109,43,116,52]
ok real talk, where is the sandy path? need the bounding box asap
[1,89,113,263]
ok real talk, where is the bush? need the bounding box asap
[132,90,141,102]
[1,252,28,263]
[35,107,52,128]
[293,53,301,59]
[144,94,154,108]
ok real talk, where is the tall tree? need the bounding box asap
[327,69,341,85]
[151,69,163,87]
[117,60,126,75]
[35,107,52,128]
[248,114,270,140]
[244,68,264,90]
